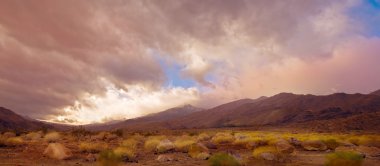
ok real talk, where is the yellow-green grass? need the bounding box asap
[208,153,240,166]
[79,142,108,153]
[144,136,166,151]
[211,132,235,144]
[325,151,364,166]
[174,136,196,152]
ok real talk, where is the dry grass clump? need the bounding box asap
[348,135,380,147]
[188,143,210,159]
[44,132,61,142]
[97,150,122,166]
[113,146,136,162]
[0,137,24,147]
[79,142,108,153]
[174,136,196,152]
[197,133,211,141]
[121,138,138,149]
[208,153,240,166]
[325,151,364,166]
[212,132,235,144]
[252,146,279,159]
[144,136,166,151]
[25,132,42,141]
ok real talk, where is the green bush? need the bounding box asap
[208,153,240,166]
[325,152,364,166]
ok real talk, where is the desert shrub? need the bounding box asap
[44,132,61,142]
[71,126,92,138]
[113,146,136,161]
[121,138,138,149]
[98,150,122,166]
[188,143,209,159]
[252,146,278,159]
[25,132,42,141]
[197,133,211,141]
[325,152,364,166]
[212,132,235,144]
[112,129,124,137]
[79,142,108,153]
[174,137,196,152]
[144,136,166,151]
[1,137,24,146]
[208,153,240,166]
[348,135,380,147]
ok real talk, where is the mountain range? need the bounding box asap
[1,90,380,132]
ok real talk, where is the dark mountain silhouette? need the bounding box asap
[0,107,51,132]
[87,104,204,131]
[96,92,380,131]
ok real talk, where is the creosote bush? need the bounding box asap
[325,152,364,166]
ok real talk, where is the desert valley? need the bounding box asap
[1,0,380,165]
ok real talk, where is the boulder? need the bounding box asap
[194,152,210,160]
[204,142,217,149]
[43,143,72,160]
[289,137,301,146]
[156,154,175,162]
[85,153,97,162]
[276,140,294,154]
[301,140,327,151]
[156,139,175,153]
[356,146,380,158]
[259,152,277,161]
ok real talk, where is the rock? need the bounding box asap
[204,142,217,149]
[356,146,380,158]
[301,140,327,151]
[85,153,97,162]
[246,141,259,149]
[195,152,210,160]
[156,139,175,153]
[43,143,72,160]
[259,152,277,161]
[289,137,301,146]
[156,154,175,162]
[276,140,294,154]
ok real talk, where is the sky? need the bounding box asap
[0,0,380,124]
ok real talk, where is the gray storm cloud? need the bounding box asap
[0,0,378,122]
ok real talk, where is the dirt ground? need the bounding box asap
[0,141,379,166]
[1,130,380,166]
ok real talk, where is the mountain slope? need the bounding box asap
[88,104,204,131]
[370,89,380,96]
[0,107,51,131]
[164,92,380,131]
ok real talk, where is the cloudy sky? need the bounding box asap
[0,0,379,124]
